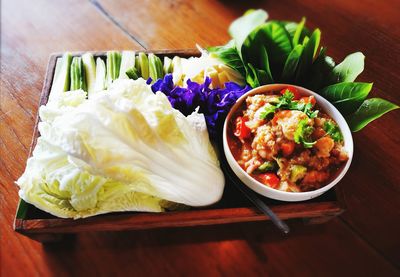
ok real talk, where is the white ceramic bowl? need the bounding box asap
[223,84,353,201]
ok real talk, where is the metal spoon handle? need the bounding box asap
[221,161,290,234]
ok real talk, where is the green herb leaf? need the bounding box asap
[346,98,399,132]
[276,92,318,118]
[294,119,315,148]
[320,82,372,115]
[323,121,343,142]
[259,103,277,119]
[229,9,268,55]
[329,52,365,83]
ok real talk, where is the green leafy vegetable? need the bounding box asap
[294,119,315,148]
[248,22,292,79]
[305,47,335,90]
[208,40,246,77]
[329,52,365,83]
[212,9,398,130]
[323,121,343,142]
[229,9,268,55]
[17,79,225,218]
[292,17,306,46]
[281,44,304,82]
[294,28,321,84]
[320,82,372,115]
[346,98,399,132]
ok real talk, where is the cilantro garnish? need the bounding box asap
[259,103,277,120]
[323,121,343,142]
[294,119,316,148]
[277,92,319,118]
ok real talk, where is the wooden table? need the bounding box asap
[1,0,399,275]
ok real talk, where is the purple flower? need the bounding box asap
[151,74,250,139]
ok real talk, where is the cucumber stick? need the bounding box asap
[135,56,141,75]
[70,57,86,91]
[126,67,140,80]
[94,57,106,92]
[138,52,149,79]
[155,55,164,79]
[163,56,173,74]
[50,52,72,99]
[119,51,136,79]
[82,53,96,94]
[106,51,122,87]
[148,53,164,82]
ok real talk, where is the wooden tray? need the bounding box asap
[14,50,345,242]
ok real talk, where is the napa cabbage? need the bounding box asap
[16,79,225,219]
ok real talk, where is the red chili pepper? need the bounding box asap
[280,86,301,100]
[258,173,280,189]
[234,116,251,140]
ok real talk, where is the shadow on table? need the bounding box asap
[40,220,332,275]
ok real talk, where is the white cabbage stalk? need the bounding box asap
[173,46,244,88]
[17,79,225,219]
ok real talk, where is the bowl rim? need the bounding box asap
[223,83,354,200]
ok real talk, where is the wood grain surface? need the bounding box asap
[1,0,399,276]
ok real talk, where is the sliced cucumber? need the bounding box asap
[119,51,136,79]
[82,53,96,94]
[163,56,173,74]
[154,54,164,79]
[50,52,72,99]
[106,51,122,87]
[138,52,149,79]
[148,53,157,82]
[126,67,140,80]
[135,55,141,76]
[70,56,86,91]
[94,57,106,92]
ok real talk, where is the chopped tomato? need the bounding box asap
[280,86,301,100]
[234,116,251,140]
[258,173,280,189]
[281,141,295,156]
[299,96,316,106]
